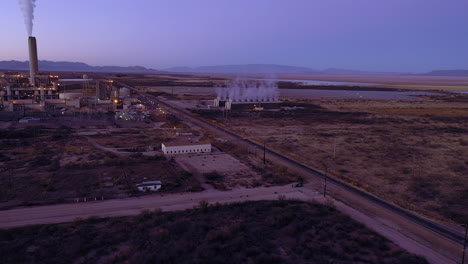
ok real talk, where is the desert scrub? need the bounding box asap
[0,201,427,264]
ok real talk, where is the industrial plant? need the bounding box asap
[214,79,279,110]
[0,36,60,111]
[0,1,125,113]
[0,35,144,116]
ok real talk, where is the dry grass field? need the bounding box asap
[89,127,179,150]
[107,73,467,224]
[0,126,202,209]
[196,94,468,224]
[111,73,226,88]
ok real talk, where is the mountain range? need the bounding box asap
[164,64,407,76]
[0,60,467,77]
[164,64,468,76]
[0,60,161,73]
[164,64,318,74]
[422,70,468,77]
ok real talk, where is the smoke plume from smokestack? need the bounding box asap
[19,0,37,36]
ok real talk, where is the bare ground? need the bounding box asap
[175,152,262,190]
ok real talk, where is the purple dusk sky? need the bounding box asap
[0,0,467,72]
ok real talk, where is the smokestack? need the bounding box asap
[28,36,38,86]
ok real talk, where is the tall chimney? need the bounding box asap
[28,36,39,86]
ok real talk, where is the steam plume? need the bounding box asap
[216,78,279,102]
[19,0,37,36]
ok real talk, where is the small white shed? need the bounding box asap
[136,181,162,192]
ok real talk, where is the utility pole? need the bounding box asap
[323,166,328,197]
[263,140,266,165]
[333,137,337,159]
[462,224,467,264]
[5,167,14,201]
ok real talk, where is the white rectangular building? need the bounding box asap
[162,141,211,155]
[136,181,162,192]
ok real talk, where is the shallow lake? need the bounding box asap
[148,86,439,100]
[280,89,438,100]
[249,78,379,86]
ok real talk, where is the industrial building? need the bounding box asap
[213,80,280,110]
[0,36,117,112]
[213,98,280,111]
[0,37,60,111]
[161,142,211,155]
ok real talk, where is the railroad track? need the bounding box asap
[111,78,464,245]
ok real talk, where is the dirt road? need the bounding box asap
[0,183,456,264]
[0,185,309,229]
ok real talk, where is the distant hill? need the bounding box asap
[2,60,466,77]
[0,60,162,73]
[165,64,321,74]
[423,70,468,77]
[166,64,468,77]
[321,68,410,76]
[164,64,412,76]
